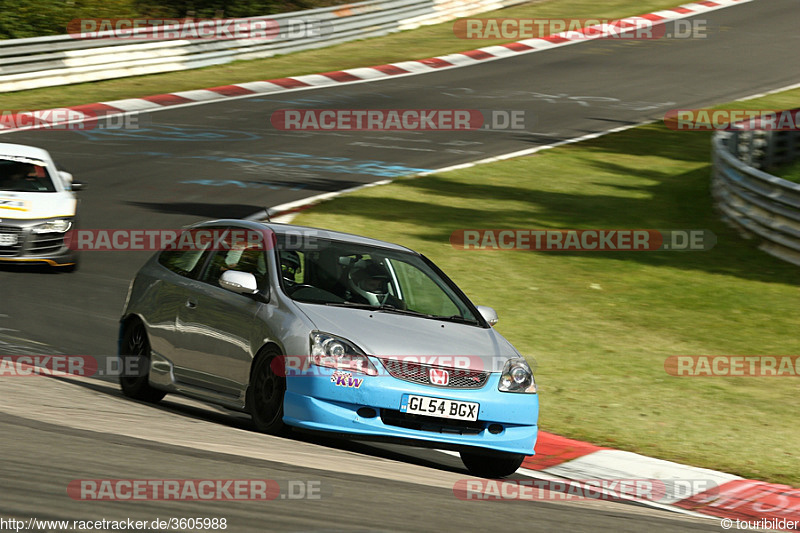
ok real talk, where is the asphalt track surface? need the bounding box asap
[0,1,798,530]
[0,374,723,532]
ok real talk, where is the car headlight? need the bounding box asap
[32,218,72,234]
[498,357,537,393]
[310,332,377,375]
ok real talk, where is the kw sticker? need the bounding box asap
[331,371,363,388]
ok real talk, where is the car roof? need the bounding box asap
[193,219,418,254]
[0,143,53,162]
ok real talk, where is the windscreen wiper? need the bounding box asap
[324,302,381,310]
[325,302,479,324]
[325,302,431,318]
[438,315,481,326]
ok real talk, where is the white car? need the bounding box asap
[0,143,82,270]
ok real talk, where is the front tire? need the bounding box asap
[247,349,288,435]
[460,450,525,478]
[119,321,166,403]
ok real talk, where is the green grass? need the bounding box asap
[769,158,800,183]
[292,89,800,486]
[2,0,686,110]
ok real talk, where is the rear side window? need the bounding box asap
[158,249,209,278]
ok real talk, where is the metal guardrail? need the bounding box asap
[0,0,524,93]
[711,117,800,266]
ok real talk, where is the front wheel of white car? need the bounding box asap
[460,450,525,478]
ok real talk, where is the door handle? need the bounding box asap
[185,300,197,309]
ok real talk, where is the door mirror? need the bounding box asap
[59,170,84,191]
[219,270,259,295]
[476,305,498,327]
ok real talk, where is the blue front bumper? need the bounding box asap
[283,368,538,455]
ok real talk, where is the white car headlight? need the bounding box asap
[310,332,377,375]
[498,357,537,393]
[32,218,72,234]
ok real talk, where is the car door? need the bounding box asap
[146,245,214,371]
[173,239,270,397]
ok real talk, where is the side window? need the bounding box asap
[390,259,460,316]
[158,248,209,278]
[201,246,269,292]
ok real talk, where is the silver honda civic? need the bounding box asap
[119,219,539,478]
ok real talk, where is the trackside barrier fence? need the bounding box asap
[0,0,525,93]
[711,112,800,266]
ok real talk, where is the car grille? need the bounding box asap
[28,233,65,255]
[380,409,484,435]
[0,225,24,257]
[380,359,489,389]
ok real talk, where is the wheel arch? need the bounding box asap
[249,341,284,378]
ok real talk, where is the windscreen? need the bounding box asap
[275,234,479,324]
[0,156,56,192]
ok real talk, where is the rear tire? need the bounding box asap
[119,321,166,403]
[460,450,525,478]
[247,349,288,435]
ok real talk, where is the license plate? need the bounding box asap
[400,394,479,421]
[0,233,18,246]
